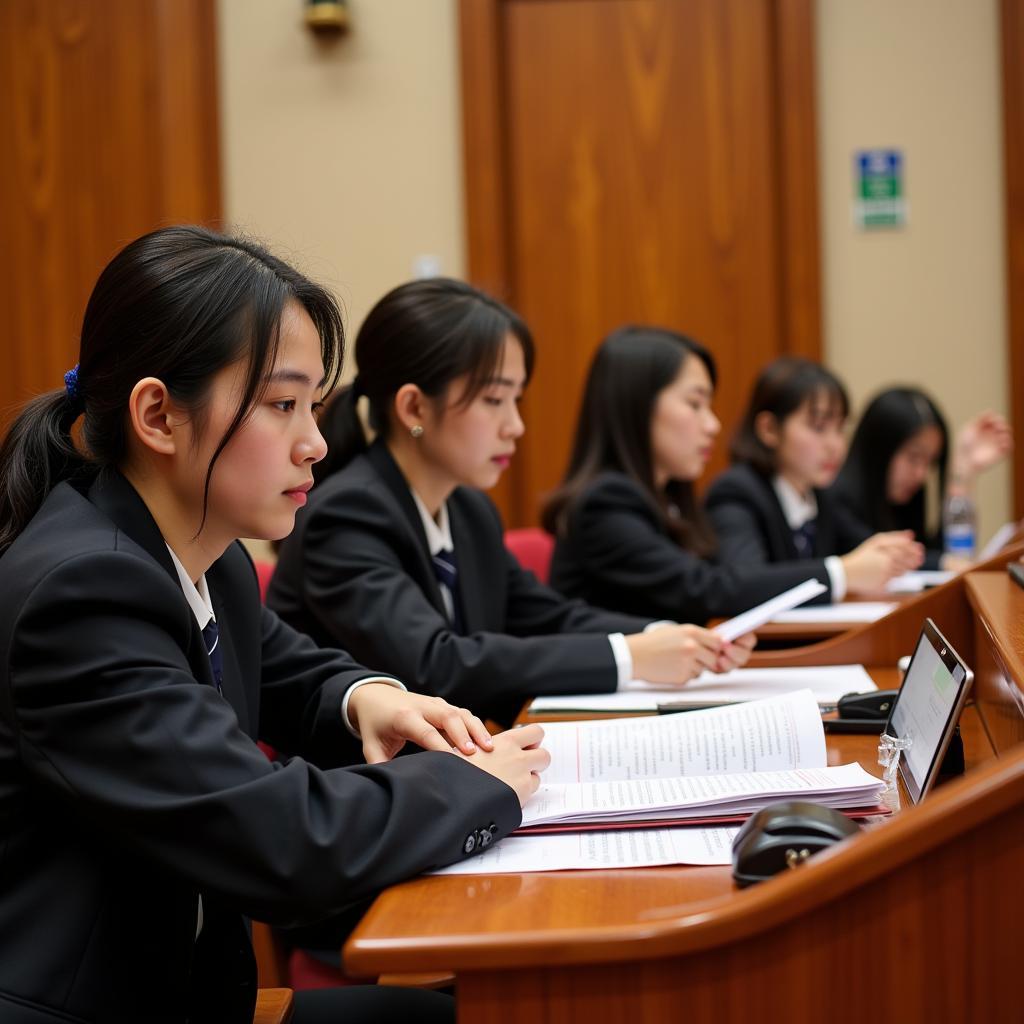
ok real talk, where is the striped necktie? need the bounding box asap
[432,548,465,633]
[202,619,223,693]
[792,520,817,559]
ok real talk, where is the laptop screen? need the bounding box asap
[885,619,973,805]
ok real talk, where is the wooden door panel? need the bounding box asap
[504,0,782,519]
[461,0,820,527]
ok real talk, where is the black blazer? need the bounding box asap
[826,481,945,571]
[548,472,832,623]
[703,464,866,565]
[0,472,518,1024]
[269,442,652,722]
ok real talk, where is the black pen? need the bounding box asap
[656,701,738,714]
[657,700,839,715]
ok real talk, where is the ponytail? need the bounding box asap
[0,224,345,559]
[0,389,89,557]
[313,383,368,485]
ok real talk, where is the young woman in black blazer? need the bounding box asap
[704,357,923,593]
[544,327,905,623]
[0,227,548,1024]
[829,387,1013,569]
[269,279,754,727]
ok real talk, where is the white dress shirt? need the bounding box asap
[771,476,846,600]
[409,490,636,687]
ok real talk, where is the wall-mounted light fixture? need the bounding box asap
[305,0,349,34]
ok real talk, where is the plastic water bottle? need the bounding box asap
[943,489,977,560]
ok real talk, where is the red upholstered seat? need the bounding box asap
[504,528,555,584]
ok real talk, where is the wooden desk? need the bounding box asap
[743,543,1024,647]
[345,560,1024,1022]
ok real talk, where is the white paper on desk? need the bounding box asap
[429,827,739,875]
[528,665,876,714]
[713,578,827,641]
[979,521,1018,561]
[522,763,883,827]
[771,601,895,624]
[538,689,826,785]
[885,570,955,593]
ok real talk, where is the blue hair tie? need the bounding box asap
[63,364,81,403]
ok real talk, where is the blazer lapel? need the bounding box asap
[754,471,803,561]
[88,470,180,585]
[367,442,450,620]
[207,584,252,731]
[87,472,235,703]
[448,498,483,635]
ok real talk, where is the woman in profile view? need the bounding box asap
[830,387,1012,570]
[0,226,549,1024]
[269,279,755,730]
[544,327,917,623]
[704,356,922,592]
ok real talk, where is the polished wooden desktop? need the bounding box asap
[345,553,1024,1022]
[746,538,1024,644]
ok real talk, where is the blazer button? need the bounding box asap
[463,833,477,855]
[479,829,493,848]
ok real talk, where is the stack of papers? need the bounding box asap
[529,664,876,714]
[432,826,740,875]
[885,571,955,593]
[520,763,881,831]
[771,601,896,624]
[434,691,884,875]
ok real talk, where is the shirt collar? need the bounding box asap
[410,490,453,556]
[165,544,216,630]
[772,475,818,530]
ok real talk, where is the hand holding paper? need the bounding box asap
[626,623,755,686]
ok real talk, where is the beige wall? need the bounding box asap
[220,0,1012,550]
[217,0,466,345]
[817,0,1010,543]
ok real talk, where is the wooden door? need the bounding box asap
[460,0,821,527]
[0,0,221,431]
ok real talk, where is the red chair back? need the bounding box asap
[254,559,275,602]
[504,528,555,585]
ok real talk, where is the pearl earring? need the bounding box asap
[410,424,424,439]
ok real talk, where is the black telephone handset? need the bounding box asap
[1008,562,1024,591]
[822,689,899,734]
[731,800,861,888]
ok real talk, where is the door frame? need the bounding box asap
[1000,0,1024,518]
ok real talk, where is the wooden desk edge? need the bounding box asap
[347,721,1020,974]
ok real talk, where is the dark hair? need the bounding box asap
[833,386,949,540]
[0,225,344,556]
[313,277,534,483]
[730,357,849,476]
[542,325,718,557]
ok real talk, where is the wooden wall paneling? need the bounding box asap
[0,0,221,436]
[1000,0,1024,519]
